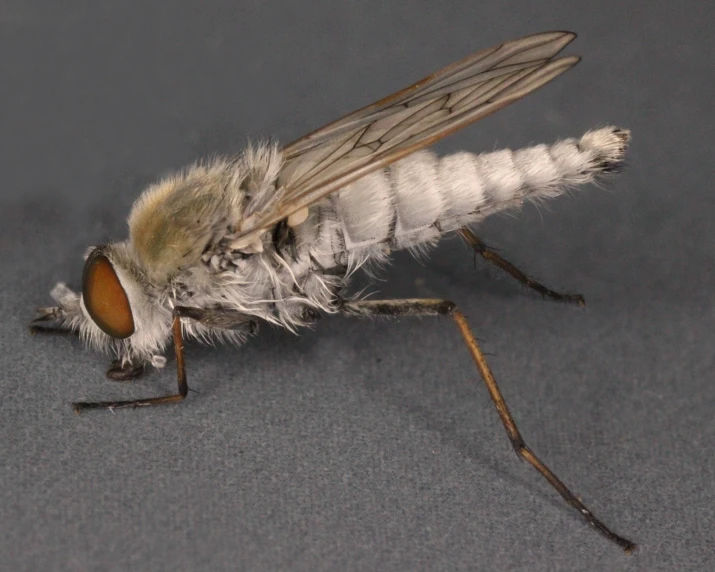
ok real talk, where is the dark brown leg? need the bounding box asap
[29,324,80,337]
[341,298,635,553]
[106,360,145,381]
[458,228,585,306]
[172,306,258,332]
[70,306,257,413]
[30,308,147,380]
[29,306,80,336]
[72,315,188,413]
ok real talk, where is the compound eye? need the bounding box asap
[82,253,135,339]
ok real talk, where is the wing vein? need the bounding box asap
[240,32,579,238]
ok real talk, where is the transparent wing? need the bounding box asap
[239,31,580,238]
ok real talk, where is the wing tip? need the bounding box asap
[540,30,577,41]
[521,30,577,42]
[547,30,578,53]
[559,54,582,67]
[504,31,578,62]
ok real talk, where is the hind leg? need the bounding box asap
[458,228,585,306]
[340,298,634,552]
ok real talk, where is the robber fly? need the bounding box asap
[31,32,634,552]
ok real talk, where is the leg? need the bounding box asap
[106,360,146,381]
[30,320,144,381]
[458,228,585,306]
[72,306,258,413]
[29,306,80,336]
[341,298,635,553]
[72,314,188,413]
[172,306,258,332]
[31,297,147,381]
[30,283,84,335]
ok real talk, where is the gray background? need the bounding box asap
[1,1,713,570]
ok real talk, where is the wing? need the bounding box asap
[238,31,580,239]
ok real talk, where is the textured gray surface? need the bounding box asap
[1,1,713,570]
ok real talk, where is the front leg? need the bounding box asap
[106,359,145,381]
[30,283,83,335]
[31,283,147,381]
[71,306,258,413]
[173,306,258,333]
[72,313,189,413]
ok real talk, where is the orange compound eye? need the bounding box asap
[82,251,135,339]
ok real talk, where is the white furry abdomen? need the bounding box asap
[327,127,629,258]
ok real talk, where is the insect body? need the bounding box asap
[32,32,634,552]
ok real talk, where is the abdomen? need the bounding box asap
[325,127,629,258]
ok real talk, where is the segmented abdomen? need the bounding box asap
[328,127,629,256]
